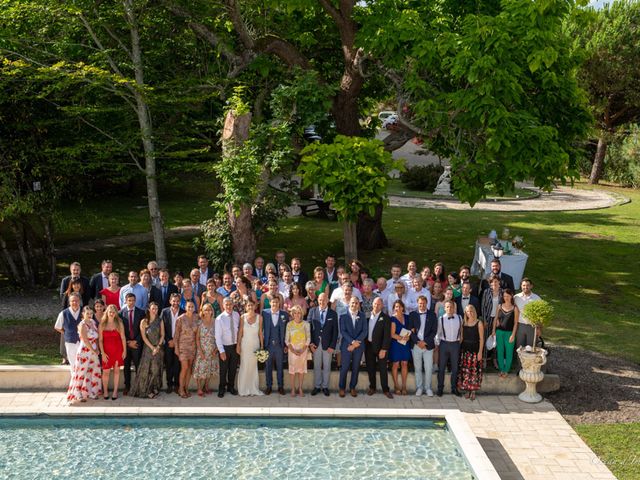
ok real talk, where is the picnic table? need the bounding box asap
[298,198,337,220]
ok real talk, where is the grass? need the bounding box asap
[0,318,59,365]
[387,178,539,200]
[2,181,639,365]
[575,422,640,480]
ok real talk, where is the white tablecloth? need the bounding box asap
[471,241,528,287]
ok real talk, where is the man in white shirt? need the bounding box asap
[374,277,390,312]
[197,255,210,287]
[400,260,419,290]
[406,276,431,313]
[514,277,542,349]
[54,293,82,373]
[324,254,339,291]
[279,270,295,299]
[436,300,463,397]
[385,264,403,293]
[215,298,240,397]
[330,272,363,304]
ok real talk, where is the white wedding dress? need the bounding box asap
[237,315,263,396]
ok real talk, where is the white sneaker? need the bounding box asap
[415,388,423,396]
[426,389,434,397]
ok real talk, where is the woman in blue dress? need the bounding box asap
[389,299,411,395]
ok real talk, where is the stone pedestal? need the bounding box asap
[517,347,548,403]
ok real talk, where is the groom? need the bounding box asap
[262,296,289,395]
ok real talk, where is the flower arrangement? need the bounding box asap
[255,349,269,363]
[512,235,525,250]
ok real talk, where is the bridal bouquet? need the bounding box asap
[255,349,269,363]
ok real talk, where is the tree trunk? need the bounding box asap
[589,135,608,185]
[125,0,168,267]
[343,220,357,261]
[10,222,34,286]
[0,233,22,284]
[222,110,257,263]
[357,204,388,250]
[43,218,58,288]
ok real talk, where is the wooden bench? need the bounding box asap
[298,198,337,220]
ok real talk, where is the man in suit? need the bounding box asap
[197,255,212,287]
[189,268,206,299]
[480,259,515,295]
[119,293,145,394]
[161,293,184,393]
[59,261,91,307]
[253,256,267,283]
[262,296,289,395]
[308,292,338,396]
[89,260,112,300]
[290,257,309,296]
[150,269,179,310]
[365,297,393,398]
[409,295,438,396]
[274,250,287,271]
[147,260,161,287]
[459,265,480,298]
[456,282,481,318]
[338,296,367,397]
[324,254,338,292]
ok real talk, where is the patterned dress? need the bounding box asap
[286,320,310,374]
[129,317,164,398]
[66,321,102,403]
[175,314,199,361]
[193,320,218,380]
[457,322,483,392]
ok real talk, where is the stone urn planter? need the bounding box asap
[517,346,548,403]
[517,299,554,403]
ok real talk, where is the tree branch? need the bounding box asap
[225,0,255,50]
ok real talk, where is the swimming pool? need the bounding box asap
[0,416,475,479]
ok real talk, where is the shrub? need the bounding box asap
[604,124,640,188]
[399,164,444,192]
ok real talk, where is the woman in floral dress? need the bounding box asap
[457,304,485,400]
[285,305,310,397]
[193,303,218,396]
[67,306,102,404]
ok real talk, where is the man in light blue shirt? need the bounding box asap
[119,271,147,310]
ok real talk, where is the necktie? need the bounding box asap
[162,285,167,303]
[320,310,325,326]
[128,310,134,338]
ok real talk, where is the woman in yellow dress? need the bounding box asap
[285,305,310,397]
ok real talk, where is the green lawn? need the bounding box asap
[575,422,640,480]
[0,318,59,365]
[48,182,640,364]
[387,178,539,200]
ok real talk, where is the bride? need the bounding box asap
[236,298,264,396]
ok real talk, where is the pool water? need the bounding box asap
[0,417,474,479]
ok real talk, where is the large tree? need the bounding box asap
[569,0,640,184]
[0,0,222,268]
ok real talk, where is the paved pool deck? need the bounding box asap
[0,391,615,480]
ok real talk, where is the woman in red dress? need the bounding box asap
[100,272,121,310]
[99,304,126,400]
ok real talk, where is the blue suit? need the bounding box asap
[262,309,290,389]
[338,311,367,390]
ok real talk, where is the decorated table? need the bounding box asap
[471,237,528,286]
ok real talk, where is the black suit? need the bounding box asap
[365,312,392,392]
[456,295,481,318]
[161,306,184,390]
[119,306,145,389]
[291,270,309,296]
[480,272,515,297]
[59,275,91,307]
[151,283,179,310]
[89,272,109,300]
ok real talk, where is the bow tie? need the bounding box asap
[462,297,470,300]
[448,317,454,320]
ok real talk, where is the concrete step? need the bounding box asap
[0,365,559,395]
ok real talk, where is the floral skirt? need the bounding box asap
[457,350,483,392]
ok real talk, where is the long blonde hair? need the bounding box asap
[102,304,123,330]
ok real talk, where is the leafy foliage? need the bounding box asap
[362,0,591,206]
[298,136,404,221]
[399,165,445,192]
[522,299,554,329]
[603,125,640,188]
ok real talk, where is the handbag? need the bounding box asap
[485,334,496,351]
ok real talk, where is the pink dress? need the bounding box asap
[67,321,102,403]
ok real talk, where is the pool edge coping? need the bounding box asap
[0,406,499,480]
